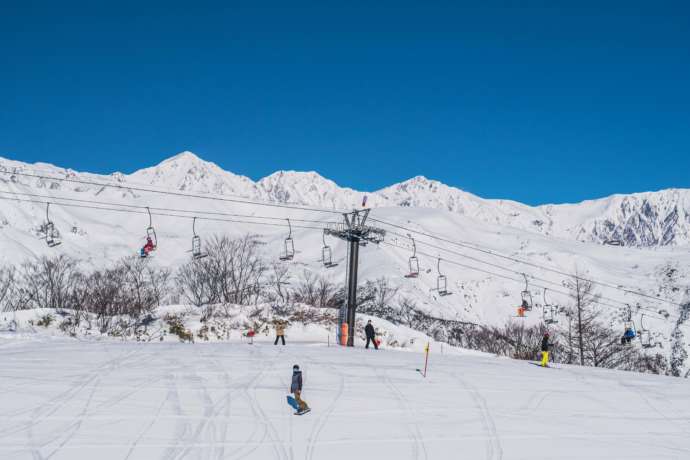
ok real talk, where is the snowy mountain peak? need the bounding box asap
[2,151,690,247]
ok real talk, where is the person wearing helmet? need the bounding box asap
[290,365,310,414]
[540,332,551,367]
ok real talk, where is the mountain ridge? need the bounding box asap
[1,151,689,247]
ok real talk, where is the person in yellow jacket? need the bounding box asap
[274,320,286,346]
[540,332,550,367]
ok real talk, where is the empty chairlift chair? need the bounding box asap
[436,257,451,296]
[405,237,420,278]
[279,219,295,261]
[542,288,558,325]
[44,202,61,247]
[191,217,207,259]
[321,230,336,268]
[638,314,655,348]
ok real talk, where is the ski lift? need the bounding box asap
[44,202,61,247]
[542,288,558,325]
[140,207,157,258]
[621,305,637,345]
[191,217,207,259]
[405,236,420,278]
[520,273,533,311]
[279,218,295,261]
[321,229,336,268]
[436,257,450,296]
[638,314,655,349]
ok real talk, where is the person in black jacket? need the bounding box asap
[290,365,310,413]
[365,320,378,349]
[540,332,550,367]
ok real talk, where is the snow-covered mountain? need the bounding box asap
[4,151,686,248]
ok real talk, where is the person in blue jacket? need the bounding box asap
[290,365,310,414]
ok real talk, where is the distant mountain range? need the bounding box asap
[3,150,686,248]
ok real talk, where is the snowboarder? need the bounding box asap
[540,332,550,367]
[274,320,286,345]
[365,320,378,349]
[290,364,310,415]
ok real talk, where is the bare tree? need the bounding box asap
[266,262,291,304]
[564,270,601,365]
[398,296,417,326]
[177,257,219,307]
[207,235,266,305]
[0,266,16,312]
[20,255,79,311]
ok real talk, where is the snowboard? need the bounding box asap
[286,395,300,411]
[295,408,311,415]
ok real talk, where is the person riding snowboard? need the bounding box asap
[365,320,378,349]
[290,365,310,414]
[540,332,550,367]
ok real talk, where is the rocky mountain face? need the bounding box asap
[1,151,689,247]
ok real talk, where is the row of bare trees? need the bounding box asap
[0,236,674,375]
[0,254,170,332]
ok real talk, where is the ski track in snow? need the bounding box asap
[376,363,427,460]
[446,370,503,460]
[1,340,690,459]
[303,350,345,460]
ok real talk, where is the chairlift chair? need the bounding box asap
[321,229,335,268]
[145,207,157,249]
[191,217,207,259]
[139,207,157,258]
[405,236,420,278]
[542,289,558,325]
[621,306,637,344]
[639,314,654,349]
[436,257,451,296]
[45,203,61,247]
[279,218,295,261]
[520,273,533,311]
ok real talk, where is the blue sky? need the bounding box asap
[1,1,689,205]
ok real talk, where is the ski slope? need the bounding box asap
[1,335,689,460]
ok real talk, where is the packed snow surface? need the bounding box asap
[1,336,689,460]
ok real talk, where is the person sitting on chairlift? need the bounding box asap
[141,236,155,257]
[621,327,635,344]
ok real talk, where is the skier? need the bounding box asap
[274,320,286,346]
[540,332,550,367]
[290,364,310,415]
[365,320,378,349]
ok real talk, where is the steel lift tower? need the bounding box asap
[325,209,385,347]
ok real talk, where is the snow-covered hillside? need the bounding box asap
[1,331,689,460]
[0,151,689,375]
